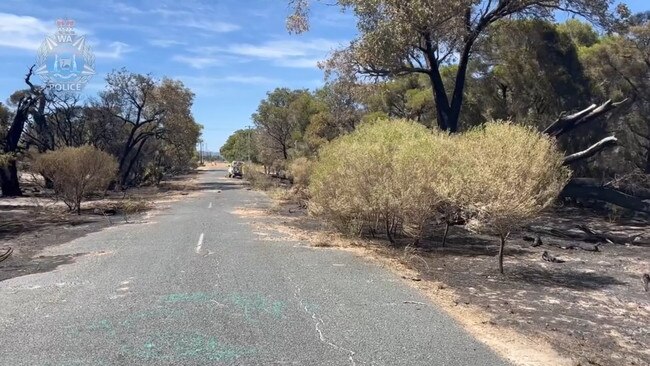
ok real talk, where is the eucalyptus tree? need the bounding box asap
[288,0,626,132]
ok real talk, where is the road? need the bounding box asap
[0,168,508,366]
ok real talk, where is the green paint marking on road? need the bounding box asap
[122,332,255,362]
[271,300,285,318]
[87,319,116,337]
[161,291,286,321]
[162,292,215,303]
[228,293,286,322]
[121,308,184,327]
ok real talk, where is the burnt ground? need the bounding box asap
[0,169,208,283]
[259,197,650,366]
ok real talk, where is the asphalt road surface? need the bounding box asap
[0,168,508,366]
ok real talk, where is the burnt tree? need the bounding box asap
[544,99,650,213]
[0,66,47,197]
[102,70,164,188]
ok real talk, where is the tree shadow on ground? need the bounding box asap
[0,212,98,242]
[193,180,247,191]
[0,253,85,282]
[416,235,532,258]
[504,265,626,290]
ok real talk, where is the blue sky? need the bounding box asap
[0,1,648,152]
[0,0,357,152]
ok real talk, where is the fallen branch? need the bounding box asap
[542,251,565,263]
[547,241,599,252]
[563,136,618,165]
[0,247,13,263]
[577,225,642,245]
[544,99,627,138]
[523,234,599,251]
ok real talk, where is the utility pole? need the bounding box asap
[198,139,204,165]
[247,125,252,163]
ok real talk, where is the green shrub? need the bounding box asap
[309,119,446,241]
[33,146,118,214]
[454,121,571,273]
[309,118,571,273]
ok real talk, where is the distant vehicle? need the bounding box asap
[228,161,244,178]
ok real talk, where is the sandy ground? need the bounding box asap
[233,193,650,366]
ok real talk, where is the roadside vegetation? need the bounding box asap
[1,68,202,199]
[1,68,203,272]
[227,2,650,364]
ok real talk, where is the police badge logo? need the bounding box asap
[35,19,96,92]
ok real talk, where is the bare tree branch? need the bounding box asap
[563,136,618,165]
[544,99,628,137]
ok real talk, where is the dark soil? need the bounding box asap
[0,170,205,282]
[271,202,650,366]
[0,205,116,282]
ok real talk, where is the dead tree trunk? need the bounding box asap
[1,66,45,197]
[0,160,21,197]
[545,99,650,213]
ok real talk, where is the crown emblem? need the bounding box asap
[56,19,76,35]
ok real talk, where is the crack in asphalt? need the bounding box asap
[292,285,361,366]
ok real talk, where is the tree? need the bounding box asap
[0,67,47,196]
[220,129,258,162]
[305,81,363,152]
[474,20,592,126]
[289,0,623,132]
[362,75,435,125]
[23,92,85,151]
[557,18,599,47]
[149,78,202,178]
[580,19,650,175]
[252,88,316,161]
[101,69,165,187]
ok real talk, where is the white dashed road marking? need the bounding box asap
[196,233,204,254]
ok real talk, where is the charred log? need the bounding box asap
[528,221,644,245]
[561,179,650,215]
[543,99,650,214]
[576,224,643,245]
[546,240,599,252]
[528,225,588,240]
